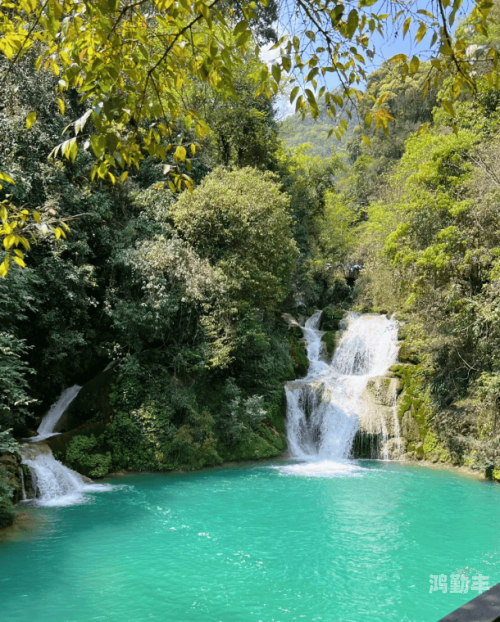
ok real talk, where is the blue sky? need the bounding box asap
[263,0,474,118]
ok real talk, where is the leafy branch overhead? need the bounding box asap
[0,0,498,276]
[0,0,497,174]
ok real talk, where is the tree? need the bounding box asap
[1,0,498,276]
[171,167,298,312]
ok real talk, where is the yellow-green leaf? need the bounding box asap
[26,112,37,130]
[441,99,456,117]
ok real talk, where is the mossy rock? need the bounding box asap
[398,342,420,364]
[397,326,408,341]
[493,468,500,482]
[321,331,336,355]
[423,431,439,455]
[258,423,287,452]
[392,363,431,439]
[263,388,287,437]
[320,307,344,331]
[290,338,309,378]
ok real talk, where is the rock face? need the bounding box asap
[354,376,405,460]
[54,362,117,433]
[0,452,35,504]
[401,409,420,442]
[359,377,401,435]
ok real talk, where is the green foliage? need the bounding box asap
[66,435,112,479]
[320,307,344,331]
[172,167,297,311]
[290,337,309,378]
[193,59,280,171]
[0,430,18,455]
[0,466,15,529]
[313,193,358,266]
[321,331,336,355]
[280,100,358,157]
[102,343,289,472]
[0,333,35,432]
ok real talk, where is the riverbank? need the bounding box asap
[399,456,494,482]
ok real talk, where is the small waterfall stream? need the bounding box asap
[21,387,111,506]
[285,311,400,472]
[35,384,81,440]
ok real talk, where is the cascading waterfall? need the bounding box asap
[35,384,81,440]
[18,466,27,501]
[285,311,400,471]
[21,386,111,507]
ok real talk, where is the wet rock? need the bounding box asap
[54,363,117,433]
[385,437,406,460]
[364,377,401,407]
[0,453,34,504]
[401,410,420,442]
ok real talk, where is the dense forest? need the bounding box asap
[1,0,500,527]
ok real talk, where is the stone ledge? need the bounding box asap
[437,583,500,622]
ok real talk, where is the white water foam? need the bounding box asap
[35,385,82,440]
[282,311,399,477]
[21,444,111,507]
[22,384,112,506]
[276,460,365,479]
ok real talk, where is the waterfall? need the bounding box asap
[285,312,399,468]
[20,443,110,507]
[18,466,27,501]
[35,385,82,440]
[21,385,111,506]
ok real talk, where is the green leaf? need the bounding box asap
[290,86,300,104]
[403,17,412,38]
[233,20,248,36]
[346,10,359,38]
[389,54,407,63]
[441,99,456,117]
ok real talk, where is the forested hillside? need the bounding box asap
[279,101,358,157]
[1,0,500,527]
[0,15,349,525]
[318,3,500,475]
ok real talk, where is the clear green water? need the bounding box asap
[1,460,500,622]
